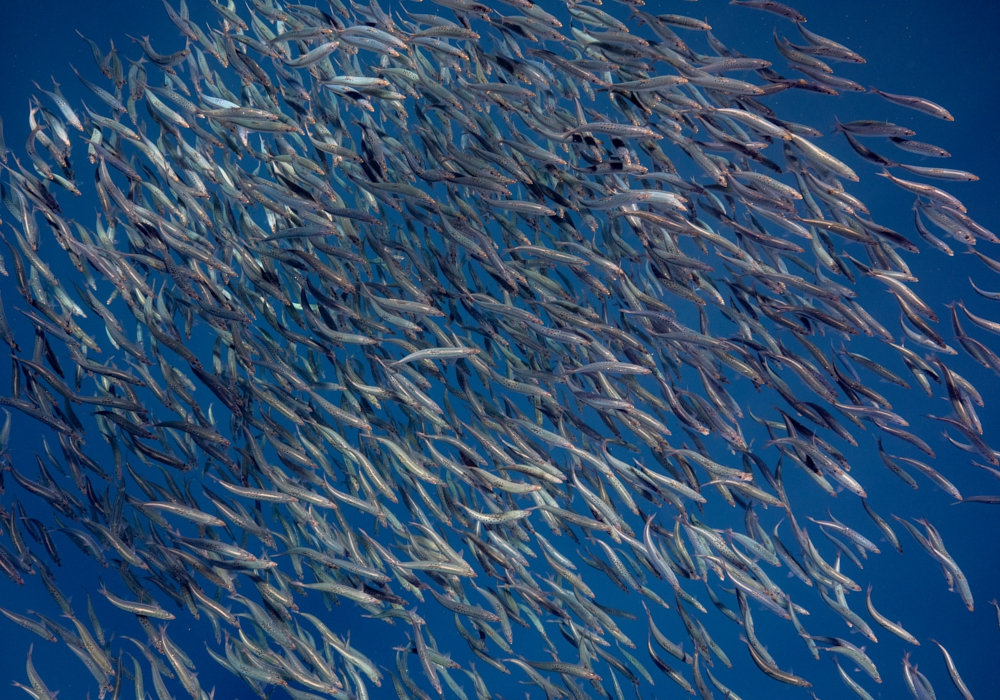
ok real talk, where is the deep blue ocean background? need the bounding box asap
[0,1,999,699]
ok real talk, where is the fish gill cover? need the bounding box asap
[0,0,996,699]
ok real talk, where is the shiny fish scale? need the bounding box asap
[0,1,996,700]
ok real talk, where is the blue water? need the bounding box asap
[0,1,998,699]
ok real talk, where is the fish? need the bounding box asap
[0,1,992,700]
[930,639,975,700]
[870,87,955,121]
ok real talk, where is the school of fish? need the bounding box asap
[0,0,996,699]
